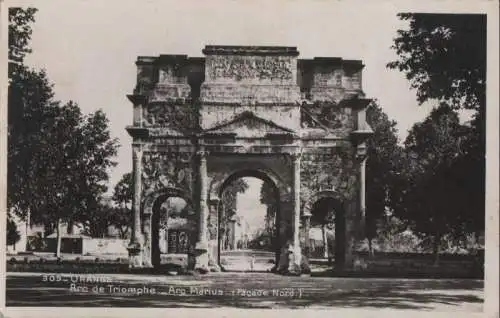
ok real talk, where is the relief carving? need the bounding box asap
[141,152,194,200]
[301,102,353,131]
[142,103,195,130]
[209,57,293,81]
[301,149,356,202]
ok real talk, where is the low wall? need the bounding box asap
[82,238,129,255]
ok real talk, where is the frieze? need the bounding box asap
[208,56,293,81]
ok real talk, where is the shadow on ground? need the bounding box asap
[6,273,483,311]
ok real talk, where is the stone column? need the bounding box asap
[289,152,302,272]
[359,156,367,239]
[194,150,209,272]
[128,145,143,268]
[302,212,312,258]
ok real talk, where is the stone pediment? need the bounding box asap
[204,111,295,138]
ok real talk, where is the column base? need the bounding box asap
[275,244,308,276]
[127,242,143,268]
[192,241,209,274]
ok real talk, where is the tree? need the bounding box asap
[259,181,278,235]
[365,100,404,256]
[388,13,486,257]
[112,172,134,238]
[8,7,37,72]
[387,13,486,112]
[27,103,119,256]
[7,217,21,250]
[220,179,248,249]
[8,8,120,256]
[401,105,467,263]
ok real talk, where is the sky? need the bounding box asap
[23,1,443,190]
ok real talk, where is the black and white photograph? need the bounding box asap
[1,1,498,317]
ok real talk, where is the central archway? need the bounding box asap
[214,169,282,272]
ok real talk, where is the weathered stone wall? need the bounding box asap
[297,59,364,103]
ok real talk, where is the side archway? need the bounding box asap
[141,187,194,268]
[304,190,347,269]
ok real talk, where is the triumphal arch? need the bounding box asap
[126,45,372,274]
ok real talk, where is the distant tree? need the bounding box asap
[7,217,21,250]
[111,172,134,238]
[81,202,114,238]
[113,172,133,208]
[220,179,248,248]
[221,179,249,221]
[365,100,404,256]
[259,181,279,235]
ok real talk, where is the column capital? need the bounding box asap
[290,151,302,162]
[209,198,220,205]
[197,150,209,159]
[302,211,312,219]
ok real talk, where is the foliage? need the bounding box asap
[220,178,249,224]
[8,8,37,69]
[112,172,133,209]
[387,13,486,112]
[388,13,486,257]
[399,105,471,256]
[7,9,120,255]
[7,217,22,247]
[365,100,404,242]
[259,181,279,234]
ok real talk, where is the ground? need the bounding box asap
[6,271,483,311]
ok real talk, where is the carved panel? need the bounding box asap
[141,152,194,200]
[142,103,195,130]
[207,56,293,82]
[300,147,358,204]
[301,103,354,133]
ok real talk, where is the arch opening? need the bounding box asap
[150,194,194,268]
[309,196,346,269]
[216,170,282,272]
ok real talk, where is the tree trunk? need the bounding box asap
[433,231,441,266]
[56,218,62,258]
[368,238,374,258]
[322,224,328,259]
[67,220,74,235]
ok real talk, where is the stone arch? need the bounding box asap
[142,187,192,216]
[141,187,193,268]
[303,189,345,216]
[304,189,347,269]
[209,168,288,269]
[209,168,290,202]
